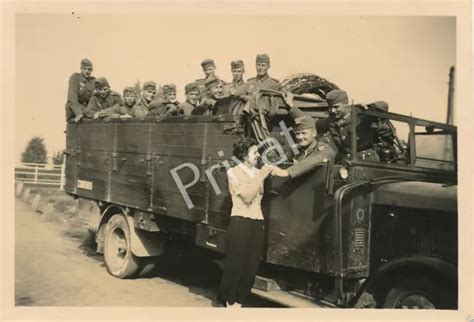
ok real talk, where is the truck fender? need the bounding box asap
[96,205,165,257]
[350,255,456,307]
[125,216,165,257]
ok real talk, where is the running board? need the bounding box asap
[251,288,334,308]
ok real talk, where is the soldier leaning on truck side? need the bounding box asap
[192,76,226,115]
[223,60,246,97]
[92,86,137,119]
[84,78,123,119]
[148,84,183,118]
[131,81,157,117]
[181,82,200,116]
[65,58,96,123]
[270,115,338,178]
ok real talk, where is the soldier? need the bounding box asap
[223,60,246,96]
[93,86,137,119]
[65,58,96,122]
[244,54,281,94]
[269,115,338,178]
[317,90,397,161]
[84,77,123,119]
[192,77,225,115]
[131,81,157,117]
[181,82,200,115]
[195,59,222,100]
[148,84,183,118]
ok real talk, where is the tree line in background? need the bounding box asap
[21,136,64,165]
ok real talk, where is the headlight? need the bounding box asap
[339,167,349,179]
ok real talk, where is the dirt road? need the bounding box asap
[15,198,280,307]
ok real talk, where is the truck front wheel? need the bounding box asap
[382,275,455,309]
[103,214,141,278]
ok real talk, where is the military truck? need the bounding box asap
[64,85,457,309]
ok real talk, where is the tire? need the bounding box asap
[103,214,141,278]
[280,73,340,98]
[137,256,160,277]
[382,275,456,309]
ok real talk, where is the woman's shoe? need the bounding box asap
[226,302,242,308]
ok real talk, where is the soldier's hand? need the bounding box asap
[283,91,294,108]
[74,114,83,123]
[93,112,100,119]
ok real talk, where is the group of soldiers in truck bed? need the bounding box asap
[65,54,281,123]
[65,55,399,165]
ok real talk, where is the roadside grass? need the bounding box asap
[23,187,99,254]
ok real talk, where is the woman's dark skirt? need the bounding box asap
[218,215,265,305]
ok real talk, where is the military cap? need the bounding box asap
[367,101,389,112]
[80,58,93,68]
[143,81,157,91]
[231,60,245,70]
[185,82,199,94]
[294,116,316,131]
[326,90,349,106]
[256,54,270,64]
[123,86,136,96]
[201,59,215,68]
[94,77,110,89]
[162,84,177,95]
[205,76,220,89]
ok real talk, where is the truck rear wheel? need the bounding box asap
[103,214,141,278]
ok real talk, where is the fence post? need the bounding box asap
[34,165,38,184]
[60,154,66,191]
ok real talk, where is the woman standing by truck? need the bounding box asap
[218,137,282,308]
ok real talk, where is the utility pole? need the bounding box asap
[446,66,455,125]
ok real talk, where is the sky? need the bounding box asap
[14,14,456,163]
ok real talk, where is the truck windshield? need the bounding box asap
[414,129,455,171]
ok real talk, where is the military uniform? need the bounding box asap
[132,96,153,117]
[148,99,183,117]
[223,79,245,96]
[283,115,338,178]
[84,91,123,118]
[93,104,131,118]
[181,101,196,115]
[65,73,96,122]
[287,140,337,178]
[244,74,281,93]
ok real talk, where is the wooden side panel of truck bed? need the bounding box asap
[65,116,237,226]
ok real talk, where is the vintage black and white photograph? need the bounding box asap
[2,1,473,320]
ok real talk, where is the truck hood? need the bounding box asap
[372,181,457,212]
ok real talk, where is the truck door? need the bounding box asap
[264,165,334,274]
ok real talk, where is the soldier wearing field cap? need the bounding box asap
[84,77,123,119]
[65,58,96,122]
[181,82,200,115]
[93,86,137,119]
[223,60,246,96]
[269,115,338,179]
[132,81,157,117]
[320,90,395,161]
[192,76,225,115]
[195,59,223,100]
[149,84,183,118]
[245,54,281,94]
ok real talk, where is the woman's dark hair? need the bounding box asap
[233,137,258,162]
